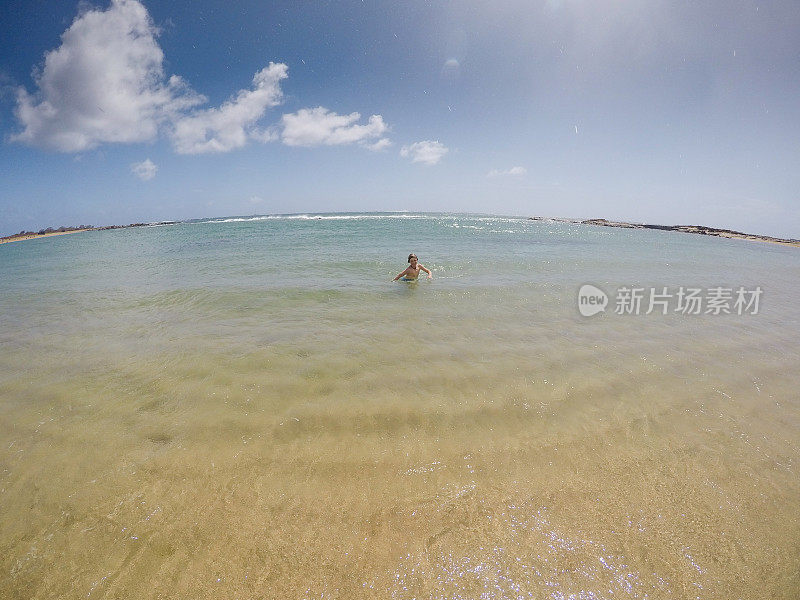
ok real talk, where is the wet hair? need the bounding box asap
[408,253,417,263]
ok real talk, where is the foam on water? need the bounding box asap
[1,213,799,598]
[203,212,433,223]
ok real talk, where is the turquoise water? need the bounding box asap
[1,213,799,599]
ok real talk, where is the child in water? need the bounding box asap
[393,253,432,281]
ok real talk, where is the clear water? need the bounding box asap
[1,213,799,598]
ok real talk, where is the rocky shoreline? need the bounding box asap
[529,217,800,248]
[0,221,178,244]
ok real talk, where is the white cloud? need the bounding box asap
[488,166,527,177]
[249,126,280,144]
[11,0,400,159]
[400,140,449,165]
[131,158,157,180]
[364,138,392,152]
[280,107,389,149]
[10,0,288,155]
[11,0,204,152]
[170,63,287,154]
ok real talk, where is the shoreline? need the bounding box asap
[529,217,800,248]
[0,221,177,245]
[3,215,797,248]
[0,228,92,244]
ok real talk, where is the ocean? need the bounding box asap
[1,212,799,599]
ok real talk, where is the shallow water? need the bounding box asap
[1,213,799,599]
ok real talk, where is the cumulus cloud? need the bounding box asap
[10,0,288,155]
[249,126,280,143]
[364,138,392,152]
[11,0,401,158]
[11,0,204,152]
[400,140,449,165]
[131,158,157,180]
[488,166,527,177]
[280,107,389,148]
[170,63,287,154]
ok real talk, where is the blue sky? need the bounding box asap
[1,0,798,237]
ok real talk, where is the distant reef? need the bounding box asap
[529,216,800,247]
[0,221,178,244]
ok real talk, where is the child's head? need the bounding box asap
[408,253,418,264]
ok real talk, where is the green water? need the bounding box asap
[1,213,799,598]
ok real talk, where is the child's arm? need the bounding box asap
[393,267,410,281]
[420,264,432,279]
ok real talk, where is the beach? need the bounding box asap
[0,222,177,245]
[0,228,92,245]
[1,214,799,599]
